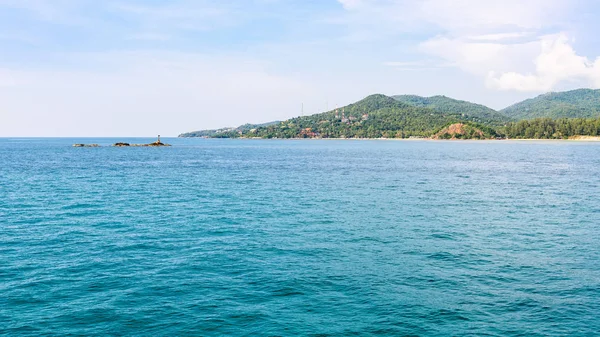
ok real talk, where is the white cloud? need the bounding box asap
[336,0,569,32]
[1,0,598,137]
[422,33,600,92]
[421,37,511,74]
[419,0,567,33]
[337,0,597,92]
[487,34,600,91]
[466,32,533,42]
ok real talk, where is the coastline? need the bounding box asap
[183,136,600,142]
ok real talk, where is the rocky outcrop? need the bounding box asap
[73,144,100,147]
[146,141,171,147]
[432,123,488,140]
[112,141,171,147]
[74,137,171,147]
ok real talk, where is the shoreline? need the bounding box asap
[181,136,600,142]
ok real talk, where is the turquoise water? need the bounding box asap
[2,138,600,336]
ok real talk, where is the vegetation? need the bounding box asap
[179,89,600,140]
[244,94,478,139]
[393,95,511,126]
[501,89,600,119]
[179,121,280,138]
[180,94,515,139]
[503,118,600,139]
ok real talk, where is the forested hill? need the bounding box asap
[247,94,451,138]
[190,94,499,139]
[179,88,600,140]
[179,121,280,138]
[393,95,511,126]
[501,89,600,119]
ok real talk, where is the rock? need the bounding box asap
[432,123,488,140]
[74,140,170,148]
[112,137,171,147]
[146,141,171,147]
[73,144,100,147]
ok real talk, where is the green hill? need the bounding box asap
[501,89,600,119]
[179,89,600,140]
[393,95,511,126]
[239,94,484,139]
[179,121,280,138]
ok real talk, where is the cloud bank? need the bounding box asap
[487,34,600,91]
[1,0,599,136]
[339,0,599,92]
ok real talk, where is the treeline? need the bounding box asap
[503,117,600,139]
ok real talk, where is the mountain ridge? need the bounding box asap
[392,94,511,126]
[182,93,501,139]
[179,121,280,138]
[501,88,600,119]
[180,88,600,139]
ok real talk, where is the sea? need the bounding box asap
[1,137,599,336]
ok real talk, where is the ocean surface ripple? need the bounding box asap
[1,138,600,336]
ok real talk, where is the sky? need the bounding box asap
[1,0,600,137]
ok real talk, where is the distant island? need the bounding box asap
[180,89,600,140]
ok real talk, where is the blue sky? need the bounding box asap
[1,0,600,136]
